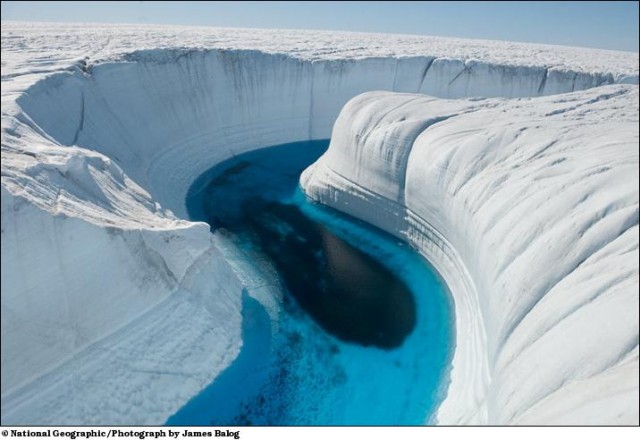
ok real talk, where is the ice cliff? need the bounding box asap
[301,88,639,424]
[1,22,638,424]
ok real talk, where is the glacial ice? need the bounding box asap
[1,22,638,424]
[301,88,639,424]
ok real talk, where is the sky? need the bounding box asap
[1,1,638,52]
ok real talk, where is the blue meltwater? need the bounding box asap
[168,140,454,425]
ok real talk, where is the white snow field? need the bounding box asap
[1,22,638,424]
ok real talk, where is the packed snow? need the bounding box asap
[1,22,638,424]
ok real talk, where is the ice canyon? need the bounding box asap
[1,22,638,425]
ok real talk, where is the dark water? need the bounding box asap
[188,140,416,348]
[246,202,415,348]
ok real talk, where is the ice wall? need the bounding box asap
[2,23,638,424]
[14,49,635,220]
[301,88,639,424]
[1,119,246,423]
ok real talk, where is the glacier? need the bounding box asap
[1,22,638,424]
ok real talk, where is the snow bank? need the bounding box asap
[301,87,639,424]
[1,22,638,424]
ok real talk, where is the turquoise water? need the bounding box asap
[168,141,453,425]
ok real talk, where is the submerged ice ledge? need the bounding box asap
[1,22,639,424]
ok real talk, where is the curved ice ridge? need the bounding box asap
[1,23,638,424]
[301,89,639,424]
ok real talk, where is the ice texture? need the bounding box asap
[301,88,639,424]
[1,22,638,424]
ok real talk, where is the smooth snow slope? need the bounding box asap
[1,22,638,424]
[301,88,639,424]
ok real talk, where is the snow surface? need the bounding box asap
[1,22,638,424]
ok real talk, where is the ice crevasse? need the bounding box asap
[1,23,638,424]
